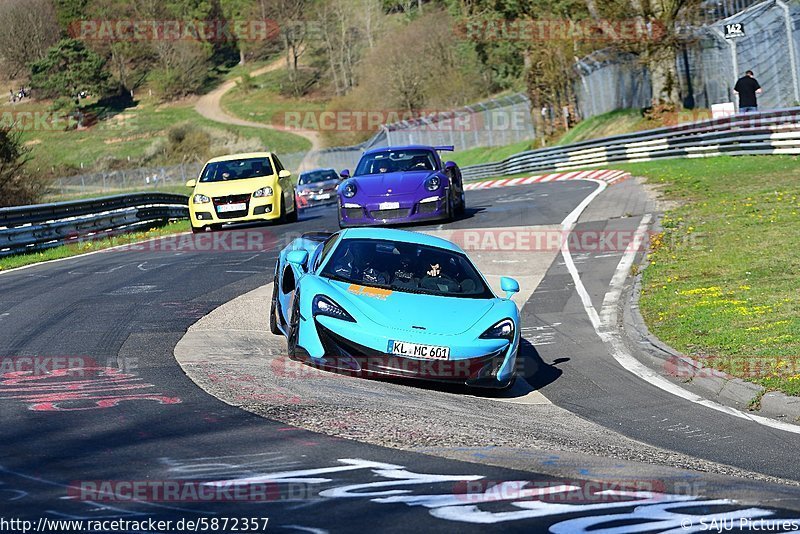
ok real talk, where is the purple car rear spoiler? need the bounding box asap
[434,145,455,152]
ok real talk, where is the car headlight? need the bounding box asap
[253,186,273,198]
[342,181,357,198]
[193,194,210,204]
[312,295,356,322]
[479,318,515,340]
[425,175,441,191]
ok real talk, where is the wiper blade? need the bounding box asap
[322,273,352,284]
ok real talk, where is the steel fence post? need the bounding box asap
[776,0,800,104]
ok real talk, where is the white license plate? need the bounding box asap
[314,193,331,200]
[217,202,246,212]
[379,201,400,210]
[388,340,450,360]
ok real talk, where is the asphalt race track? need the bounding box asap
[2,179,800,533]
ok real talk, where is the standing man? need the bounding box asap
[734,70,762,113]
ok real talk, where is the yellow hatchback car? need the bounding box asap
[186,152,298,233]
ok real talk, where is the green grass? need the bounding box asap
[450,140,533,168]
[0,220,190,272]
[14,98,311,172]
[557,109,647,146]
[221,68,326,149]
[617,156,800,398]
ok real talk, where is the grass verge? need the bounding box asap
[0,220,190,272]
[617,156,800,397]
[556,109,647,145]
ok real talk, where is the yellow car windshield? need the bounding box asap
[200,158,274,183]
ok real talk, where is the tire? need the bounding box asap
[287,195,299,223]
[277,196,286,224]
[191,225,203,234]
[446,190,455,222]
[287,288,301,358]
[456,189,466,216]
[269,274,281,335]
[210,224,223,232]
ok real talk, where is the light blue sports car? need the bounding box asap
[269,228,521,389]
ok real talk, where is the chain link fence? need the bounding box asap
[578,0,800,115]
[51,163,204,198]
[683,0,800,110]
[574,49,652,119]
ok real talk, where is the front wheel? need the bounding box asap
[455,189,466,216]
[269,274,281,335]
[287,289,301,358]
[191,225,204,234]
[446,190,455,222]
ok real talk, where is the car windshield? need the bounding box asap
[320,238,493,299]
[200,157,274,183]
[354,149,437,176]
[299,169,338,185]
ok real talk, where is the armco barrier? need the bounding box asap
[0,193,189,257]
[460,108,800,181]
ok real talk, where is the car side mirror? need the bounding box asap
[500,276,520,299]
[340,169,350,179]
[185,179,197,188]
[286,250,309,269]
[279,170,291,179]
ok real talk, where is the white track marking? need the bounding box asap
[560,187,800,435]
[559,179,608,329]
[598,214,652,327]
[0,232,193,276]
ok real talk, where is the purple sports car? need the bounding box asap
[336,145,466,228]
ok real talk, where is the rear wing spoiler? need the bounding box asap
[434,145,455,152]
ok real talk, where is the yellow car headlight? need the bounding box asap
[193,194,211,204]
[253,186,273,198]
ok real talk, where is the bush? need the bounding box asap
[0,128,49,207]
[146,122,212,164]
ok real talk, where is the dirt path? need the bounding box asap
[194,58,321,169]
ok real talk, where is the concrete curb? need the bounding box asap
[623,215,800,424]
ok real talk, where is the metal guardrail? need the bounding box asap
[0,193,189,257]
[460,108,800,181]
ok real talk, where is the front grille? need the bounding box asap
[343,207,364,219]
[213,194,250,219]
[369,208,410,220]
[416,202,439,215]
[316,323,501,382]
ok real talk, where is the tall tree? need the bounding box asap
[29,39,112,107]
[268,0,313,96]
[0,0,61,78]
[84,0,153,93]
[52,0,89,31]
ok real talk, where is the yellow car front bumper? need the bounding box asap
[189,194,281,229]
